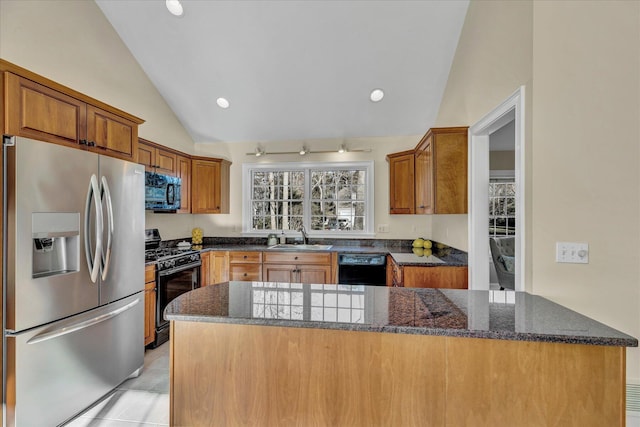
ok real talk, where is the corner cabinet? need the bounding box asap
[191,157,231,214]
[416,127,468,214]
[387,127,468,215]
[2,66,143,162]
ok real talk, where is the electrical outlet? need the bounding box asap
[377,224,389,233]
[556,242,589,264]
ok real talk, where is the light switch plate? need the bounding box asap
[556,242,589,264]
[377,224,389,233]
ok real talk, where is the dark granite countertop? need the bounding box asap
[172,238,468,267]
[165,282,638,347]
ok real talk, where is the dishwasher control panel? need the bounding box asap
[338,254,386,266]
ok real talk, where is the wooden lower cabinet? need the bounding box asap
[201,251,229,286]
[402,266,468,289]
[387,258,468,289]
[228,251,262,282]
[262,252,335,284]
[144,265,156,346]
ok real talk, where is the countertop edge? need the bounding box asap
[164,313,638,348]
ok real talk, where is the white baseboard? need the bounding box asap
[627,412,640,427]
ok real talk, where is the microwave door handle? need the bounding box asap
[100,176,114,281]
[84,174,103,283]
[166,183,175,205]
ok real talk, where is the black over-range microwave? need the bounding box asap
[145,171,181,212]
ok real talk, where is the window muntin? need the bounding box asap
[243,161,374,236]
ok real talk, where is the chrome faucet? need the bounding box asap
[297,225,308,244]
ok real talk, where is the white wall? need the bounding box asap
[434,0,639,381]
[189,136,434,240]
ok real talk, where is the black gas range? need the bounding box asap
[145,229,201,348]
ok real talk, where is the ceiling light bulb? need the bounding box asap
[299,147,307,156]
[338,144,347,153]
[166,0,184,16]
[370,88,384,102]
[216,97,230,109]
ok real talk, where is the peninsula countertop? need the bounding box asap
[165,281,637,347]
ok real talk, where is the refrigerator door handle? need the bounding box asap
[84,174,103,283]
[25,298,140,345]
[100,176,114,281]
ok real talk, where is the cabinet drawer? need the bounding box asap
[229,264,262,281]
[145,265,156,283]
[229,251,263,264]
[263,252,331,265]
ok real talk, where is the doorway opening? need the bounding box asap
[468,87,525,291]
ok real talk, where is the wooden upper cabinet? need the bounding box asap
[86,105,138,161]
[387,127,468,215]
[2,63,143,162]
[4,72,86,147]
[386,150,415,214]
[191,157,231,214]
[138,138,177,174]
[426,127,468,214]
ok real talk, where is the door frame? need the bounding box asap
[468,86,525,291]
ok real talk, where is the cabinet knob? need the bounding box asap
[243,255,248,259]
[294,256,298,260]
[79,139,87,145]
[87,141,96,147]
[243,273,248,277]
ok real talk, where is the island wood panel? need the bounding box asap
[170,322,447,427]
[445,337,625,427]
[170,322,626,427]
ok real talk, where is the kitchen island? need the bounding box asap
[166,282,637,427]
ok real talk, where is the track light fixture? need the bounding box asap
[245,144,371,157]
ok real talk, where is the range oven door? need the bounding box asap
[156,263,200,330]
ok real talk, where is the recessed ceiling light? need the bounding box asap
[166,0,184,16]
[370,88,384,102]
[216,97,230,109]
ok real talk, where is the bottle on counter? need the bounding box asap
[279,230,286,244]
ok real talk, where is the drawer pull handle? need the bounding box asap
[294,256,298,260]
[243,273,248,277]
[243,255,248,259]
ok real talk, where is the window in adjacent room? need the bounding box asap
[243,161,374,237]
[489,177,516,237]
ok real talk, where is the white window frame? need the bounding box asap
[489,170,516,238]
[242,161,375,238]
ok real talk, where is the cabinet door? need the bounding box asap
[262,264,296,283]
[192,159,222,213]
[432,130,467,214]
[137,141,156,171]
[144,281,156,346]
[415,135,434,214]
[155,149,177,175]
[144,265,156,346]
[4,72,86,147]
[402,266,468,289]
[298,264,331,284]
[86,104,137,161]
[176,155,191,213]
[211,252,229,284]
[200,252,212,287]
[387,151,415,214]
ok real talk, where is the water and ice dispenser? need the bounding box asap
[32,212,80,278]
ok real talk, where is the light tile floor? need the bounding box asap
[64,343,170,427]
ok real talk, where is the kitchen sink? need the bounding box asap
[267,244,333,251]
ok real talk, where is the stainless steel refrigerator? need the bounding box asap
[2,136,145,427]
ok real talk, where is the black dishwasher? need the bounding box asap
[338,253,387,286]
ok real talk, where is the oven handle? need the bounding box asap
[157,261,202,277]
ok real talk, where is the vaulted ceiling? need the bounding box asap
[96,0,469,144]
